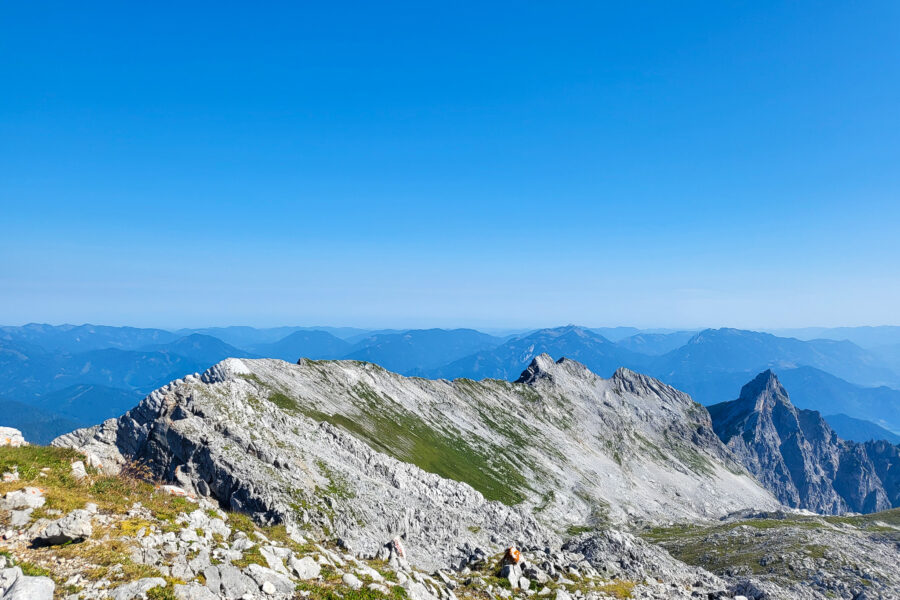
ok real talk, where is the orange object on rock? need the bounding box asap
[502,546,522,565]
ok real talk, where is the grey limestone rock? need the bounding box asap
[342,572,364,590]
[288,555,320,580]
[244,563,294,594]
[0,566,54,600]
[1,488,45,511]
[215,563,258,599]
[34,508,93,546]
[173,583,219,600]
[108,577,167,600]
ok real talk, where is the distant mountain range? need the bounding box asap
[615,331,697,355]
[0,323,177,353]
[771,325,900,349]
[2,322,900,443]
[248,330,352,361]
[777,366,900,434]
[430,326,646,381]
[651,327,900,391]
[0,396,82,444]
[824,413,900,444]
[343,328,502,375]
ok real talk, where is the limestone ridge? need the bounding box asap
[55,355,777,569]
[54,363,551,572]
[708,370,900,514]
[513,354,593,384]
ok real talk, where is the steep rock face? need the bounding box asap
[708,370,899,514]
[860,439,900,507]
[54,356,777,568]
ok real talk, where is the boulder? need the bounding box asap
[85,452,103,470]
[259,545,289,574]
[0,428,27,448]
[108,577,167,600]
[288,555,321,580]
[402,580,440,600]
[9,510,31,528]
[174,583,218,600]
[0,566,53,600]
[244,563,294,594]
[157,484,197,501]
[499,564,522,589]
[342,572,364,590]
[215,563,257,598]
[2,488,45,510]
[34,509,93,546]
[70,461,87,480]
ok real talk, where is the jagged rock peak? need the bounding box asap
[610,367,692,405]
[736,369,788,410]
[201,357,252,383]
[513,353,594,384]
[709,370,900,515]
[612,366,663,388]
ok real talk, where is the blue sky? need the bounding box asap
[2,1,899,329]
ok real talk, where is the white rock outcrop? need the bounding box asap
[0,428,26,448]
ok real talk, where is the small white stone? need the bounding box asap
[342,573,364,590]
[71,461,87,480]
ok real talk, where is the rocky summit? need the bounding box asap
[708,370,900,514]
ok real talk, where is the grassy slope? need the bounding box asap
[0,445,400,600]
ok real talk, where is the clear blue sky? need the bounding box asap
[2,1,899,329]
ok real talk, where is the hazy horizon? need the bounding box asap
[4,321,900,337]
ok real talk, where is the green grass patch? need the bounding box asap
[0,446,193,523]
[316,460,355,499]
[565,524,595,537]
[18,561,51,577]
[302,388,529,505]
[147,583,179,600]
[296,582,407,600]
[232,545,266,569]
[269,391,300,412]
[595,581,635,599]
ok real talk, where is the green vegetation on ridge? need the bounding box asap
[304,401,529,505]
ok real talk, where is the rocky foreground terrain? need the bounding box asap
[0,357,895,598]
[4,441,897,600]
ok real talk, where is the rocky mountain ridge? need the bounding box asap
[54,355,777,565]
[0,357,894,599]
[708,370,900,514]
